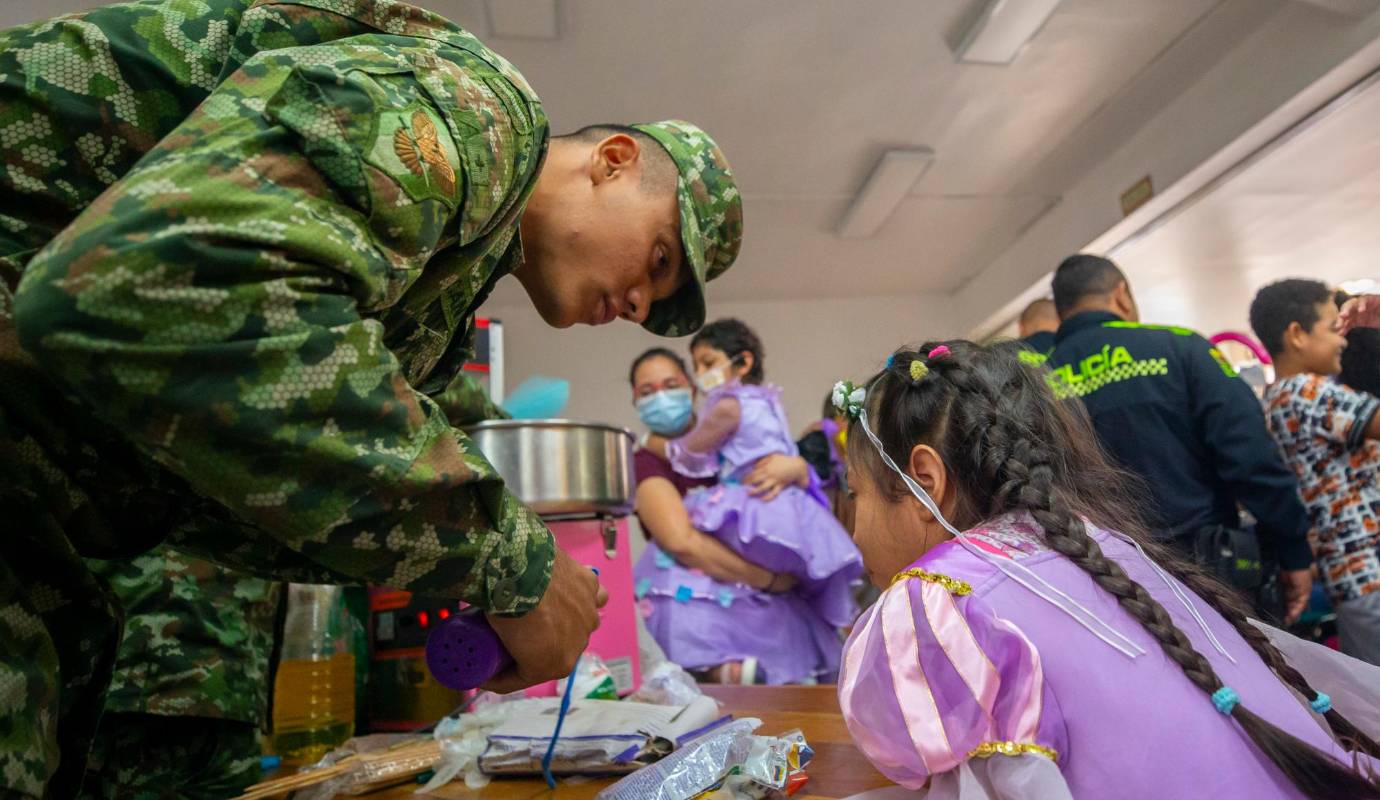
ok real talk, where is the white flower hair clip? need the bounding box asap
[832,380,866,420]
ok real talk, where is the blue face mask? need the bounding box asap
[636,388,693,435]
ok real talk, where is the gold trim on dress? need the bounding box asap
[967,741,1059,763]
[890,568,973,596]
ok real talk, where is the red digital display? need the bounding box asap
[416,611,430,628]
[437,607,451,620]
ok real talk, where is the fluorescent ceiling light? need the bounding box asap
[954,0,1062,65]
[485,0,561,40]
[835,148,935,239]
[1341,278,1378,295]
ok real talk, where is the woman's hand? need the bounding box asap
[745,454,810,502]
[763,572,799,594]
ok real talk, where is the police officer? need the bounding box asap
[1017,297,1059,366]
[0,1,743,795]
[1046,255,1312,624]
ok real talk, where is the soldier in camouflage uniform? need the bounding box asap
[81,549,279,799]
[0,0,743,795]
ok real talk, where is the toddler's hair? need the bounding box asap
[690,318,765,384]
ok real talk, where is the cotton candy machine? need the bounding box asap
[368,420,641,729]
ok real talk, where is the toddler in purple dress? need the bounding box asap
[635,320,862,684]
[835,340,1380,799]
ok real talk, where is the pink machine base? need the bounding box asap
[524,516,641,697]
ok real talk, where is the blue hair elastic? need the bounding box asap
[885,353,897,368]
[1212,686,1240,715]
[1311,692,1332,714]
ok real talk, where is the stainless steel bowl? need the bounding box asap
[463,419,636,517]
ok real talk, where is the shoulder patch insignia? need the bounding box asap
[395,108,456,196]
[368,103,461,205]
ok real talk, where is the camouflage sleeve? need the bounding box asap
[87,546,282,724]
[14,42,553,615]
[434,370,510,426]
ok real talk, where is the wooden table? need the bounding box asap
[372,685,892,800]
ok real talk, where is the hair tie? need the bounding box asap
[909,360,930,381]
[928,345,951,360]
[885,353,897,369]
[1310,692,1332,714]
[1211,686,1240,715]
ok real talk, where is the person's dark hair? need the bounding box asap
[1249,279,1333,358]
[822,390,839,421]
[628,346,690,387]
[1051,254,1126,317]
[847,339,1380,799]
[558,124,677,194]
[690,318,765,384]
[1339,293,1380,395]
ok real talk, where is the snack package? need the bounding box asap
[555,652,619,700]
[688,730,814,800]
[596,719,762,800]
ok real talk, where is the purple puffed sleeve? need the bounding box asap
[838,571,1069,790]
[666,394,741,478]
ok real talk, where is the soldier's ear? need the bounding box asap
[590,133,640,186]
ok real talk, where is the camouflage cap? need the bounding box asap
[631,121,743,337]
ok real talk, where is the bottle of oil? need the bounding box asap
[270,584,356,764]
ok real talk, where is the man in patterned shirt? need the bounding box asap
[1251,280,1380,665]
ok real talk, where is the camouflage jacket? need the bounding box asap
[86,548,281,724]
[2,0,554,614]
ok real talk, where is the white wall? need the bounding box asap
[480,286,960,436]
[954,0,1380,339]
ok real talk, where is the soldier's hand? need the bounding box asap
[482,548,608,694]
[1278,568,1312,625]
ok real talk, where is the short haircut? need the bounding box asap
[629,346,690,386]
[1051,255,1126,317]
[559,124,677,194]
[1020,298,1058,329]
[690,318,765,384]
[1249,279,1334,357]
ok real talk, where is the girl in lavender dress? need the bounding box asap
[836,340,1380,799]
[638,319,863,684]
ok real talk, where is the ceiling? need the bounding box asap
[2,0,1234,308]
[1109,68,1380,338]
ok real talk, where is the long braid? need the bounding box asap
[1160,547,1380,758]
[875,345,1380,800]
[965,351,1380,759]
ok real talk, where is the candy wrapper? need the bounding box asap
[690,729,814,799]
[596,718,762,800]
[595,722,814,800]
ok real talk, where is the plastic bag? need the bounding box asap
[418,701,540,793]
[556,652,619,700]
[629,660,707,707]
[596,718,762,800]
